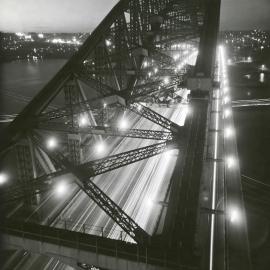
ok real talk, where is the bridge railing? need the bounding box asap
[0,221,198,270]
[50,217,129,241]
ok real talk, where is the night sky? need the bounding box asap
[0,0,269,32]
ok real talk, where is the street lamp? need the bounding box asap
[95,141,106,154]
[163,77,169,85]
[224,109,232,118]
[118,117,128,130]
[228,206,241,224]
[137,103,142,111]
[223,96,230,104]
[146,197,154,208]
[55,181,68,196]
[224,126,234,138]
[105,39,111,46]
[46,137,58,150]
[173,53,180,61]
[226,156,236,169]
[78,115,88,127]
[223,87,229,94]
[0,173,8,185]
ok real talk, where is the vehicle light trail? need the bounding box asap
[209,45,223,270]
[47,101,189,241]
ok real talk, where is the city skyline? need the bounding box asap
[0,0,270,33]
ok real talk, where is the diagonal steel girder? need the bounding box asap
[37,123,173,141]
[0,1,128,154]
[1,140,175,204]
[31,133,154,243]
[37,95,182,136]
[38,95,125,122]
[75,72,117,96]
[80,141,173,175]
[0,0,204,155]
[128,103,181,133]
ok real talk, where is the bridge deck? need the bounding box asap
[0,220,197,270]
[160,97,208,262]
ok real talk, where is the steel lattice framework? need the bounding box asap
[0,0,209,243]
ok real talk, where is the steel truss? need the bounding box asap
[2,140,174,205]
[129,103,181,132]
[0,0,207,244]
[80,141,172,175]
[38,123,173,140]
[28,133,150,244]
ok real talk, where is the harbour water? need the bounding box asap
[0,59,67,114]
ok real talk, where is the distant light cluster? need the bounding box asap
[221,29,270,61]
[1,32,89,62]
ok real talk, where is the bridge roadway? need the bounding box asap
[8,102,188,239]
[232,98,270,108]
[161,97,208,262]
[197,47,252,270]
[1,94,209,269]
[1,102,194,267]
[0,220,196,270]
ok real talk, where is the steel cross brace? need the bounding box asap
[128,103,181,133]
[75,72,117,96]
[31,133,150,244]
[80,141,171,175]
[1,140,174,204]
[38,95,125,122]
[37,123,173,141]
[148,49,176,68]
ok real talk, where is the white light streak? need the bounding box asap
[146,197,154,207]
[176,50,198,70]
[184,105,191,116]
